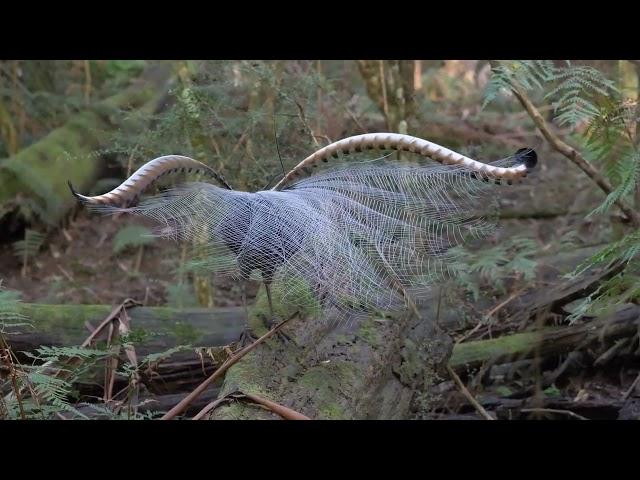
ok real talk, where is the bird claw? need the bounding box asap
[238,327,259,347]
[262,315,295,345]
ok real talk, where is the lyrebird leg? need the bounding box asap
[238,279,258,347]
[265,282,275,320]
[262,281,293,344]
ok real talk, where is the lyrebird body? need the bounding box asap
[70,133,537,327]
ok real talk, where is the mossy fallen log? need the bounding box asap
[450,304,640,372]
[0,63,174,231]
[7,303,245,357]
[208,287,454,420]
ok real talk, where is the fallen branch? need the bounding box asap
[161,311,299,420]
[520,407,588,420]
[238,391,310,420]
[446,364,495,420]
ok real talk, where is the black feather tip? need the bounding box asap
[67,181,87,204]
[514,148,537,170]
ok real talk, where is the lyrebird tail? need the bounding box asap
[68,155,231,207]
[272,133,537,190]
[70,133,539,324]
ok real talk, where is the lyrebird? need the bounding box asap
[69,133,537,339]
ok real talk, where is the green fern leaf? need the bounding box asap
[112,225,155,254]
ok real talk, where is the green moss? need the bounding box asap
[319,403,345,420]
[297,361,359,420]
[20,303,111,332]
[220,351,272,397]
[357,316,385,347]
[216,402,248,420]
[168,321,202,344]
[450,330,544,367]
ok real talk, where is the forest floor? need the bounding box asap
[1,144,639,420]
[0,211,258,307]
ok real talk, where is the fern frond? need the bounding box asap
[0,288,31,334]
[588,150,640,218]
[12,229,45,274]
[545,65,617,127]
[483,60,554,108]
[112,225,155,254]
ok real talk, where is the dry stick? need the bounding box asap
[22,299,141,395]
[237,391,310,420]
[622,371,640,401]
[378,60,390,131]
[192,393,236,420]
[520,408,588,421]
[117,310,141,417]
[294,99,321,149]
[456,288,527,345]
[485,287,527,320]
[0,334,26,420]
[103,321,120,402]
[508,85,640,227]
[81,299,141,348]
[162,312,299,420]
[446,364,495,420]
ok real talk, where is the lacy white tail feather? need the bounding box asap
[99,158,512,324]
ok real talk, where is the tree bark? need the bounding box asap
[207,287,454,420]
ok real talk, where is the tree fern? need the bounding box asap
[450,236,539,299]
[588,149,640,218]
[483,60,554,108]
[484,60,618,129]
[545,65,617,127]
[0,287,31,334]
[566,229,640,322]
[12,229,45,278]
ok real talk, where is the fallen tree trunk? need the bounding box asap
[0,62,175,232]
[450,304,640,373]
[6,303,244,358]
[4,303,244,400]
[205,287,454,420]
[3,297,456,420]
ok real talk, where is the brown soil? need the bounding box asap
[0,210,255,307]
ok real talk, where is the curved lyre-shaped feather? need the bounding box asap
[70,132,539,325]
[68,155,231,207]
[272,133,537,190]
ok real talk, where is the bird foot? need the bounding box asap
[238,326,259,348]
[261,314,295,345]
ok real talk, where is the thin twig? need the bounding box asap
[378,60,391,131]
[57,265,74,282]
[446,364,495,420]
[192,393,235,420]
[103,321,119,402]
[622,371,640,401]
[162,311,299,420]
[294,99,321,148]
[521,408,588,421]
[485,287,526,320]
[117,310,140,417]
[236,391,310,420]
